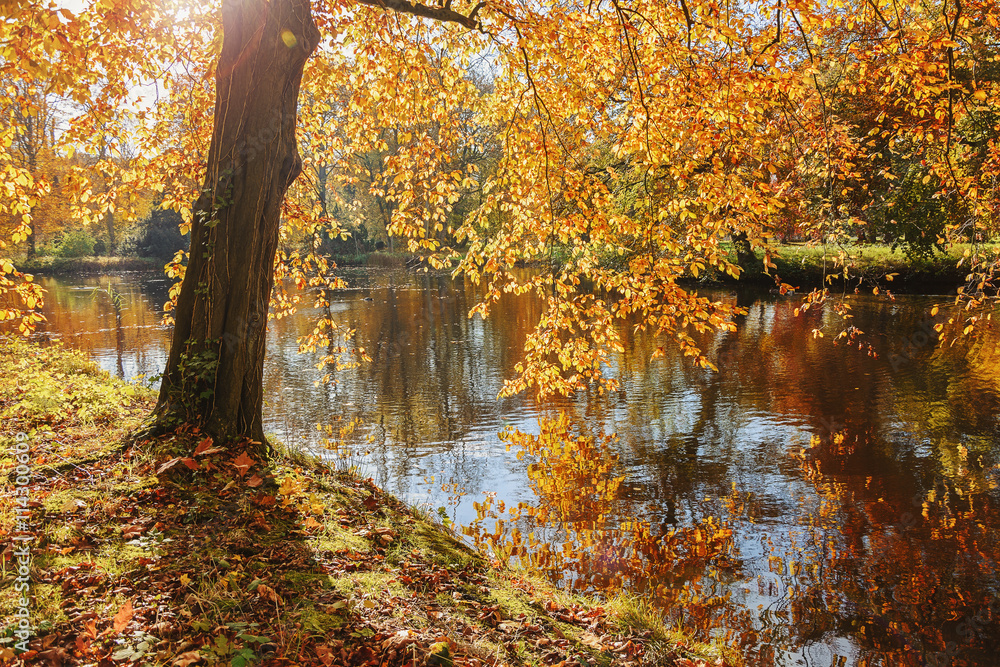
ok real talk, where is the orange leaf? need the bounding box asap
[112,599,134,635]
[232,452,255,476]
[194,437,224,457]
[193,437,213,456]
[257,584,282,604]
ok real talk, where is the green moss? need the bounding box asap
[283,571,335,592]
[42,488,105,513]
[328,570,404,600]
[605,593,737,665]
[0,583,68,636]
[292,604,350,635]
[405,521,481,569]
[310,524,371,554]
[484,577,542,620]
[44,524,79,544]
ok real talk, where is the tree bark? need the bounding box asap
[152,0,320,452]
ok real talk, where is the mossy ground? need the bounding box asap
[0,338,732,666]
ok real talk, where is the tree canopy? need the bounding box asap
[1,0,998,435]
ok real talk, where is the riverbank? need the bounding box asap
[518,242,979,294]
[15,251,424,275]
[0,338,731,666]
[764,243,975,293]
[14,242,983,295]
[697,242,1000,294]
[17,256,162,275]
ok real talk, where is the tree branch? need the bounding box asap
[354,0,483,30]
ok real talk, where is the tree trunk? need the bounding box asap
[27,217,35,260]
[151,0,320,453]
[27,148,36,260]
[731,231,760,278]
[105,210,115,255]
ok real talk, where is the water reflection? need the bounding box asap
[17,270,1000,666]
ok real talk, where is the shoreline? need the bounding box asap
[18,243,979,296]
[0,338,732,666]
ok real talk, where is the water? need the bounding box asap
[22,270,1000,666]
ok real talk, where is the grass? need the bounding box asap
[682,241,986,292]
[767,242,976,291]
[17,255,161,275]
[0,338,734,666]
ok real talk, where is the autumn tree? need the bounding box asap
[0,72,65,258]
[2,0,998,452]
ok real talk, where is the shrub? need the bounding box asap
[54,229,97,258]
[138,208,188,259]
[0,338,154,426]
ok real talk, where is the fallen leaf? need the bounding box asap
[302,516,322,530]
[232,452,255,476]
[84,618,97,639]
[382,629,412,649]
[36,647,69,666]
[172,650,203,666]
[193,437,224,456]
[258,584,282,604]
[179,574,191,586]
[74,635,91,654]
[122,524,146,539]
[181,457,199,470]
[193,437,211,455]
[61,498,86,513]
[112,599,134,635]
[247,474,263,488]
[315,645,335,666]
[156,458,182,475]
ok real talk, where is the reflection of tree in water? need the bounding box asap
[30,275,172,380]
[463,413,737,600]
[774,428,1000,666]
[26,273,1000,666]
[92,282,126,377]
[283,270,542,494]
[466,291,1000,666]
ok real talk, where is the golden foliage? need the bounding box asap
[2,0,999,390]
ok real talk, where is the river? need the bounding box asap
[25,268,1000,666]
